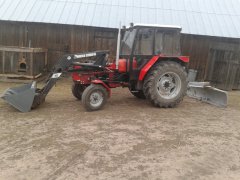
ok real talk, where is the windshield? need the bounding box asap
[120,29,137,55]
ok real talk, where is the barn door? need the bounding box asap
[206,48,238,90]
[232,51,240,90]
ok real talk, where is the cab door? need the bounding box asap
[130,28,155,80]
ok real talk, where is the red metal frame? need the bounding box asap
[71,63,117,82]
[91,79,112,97]
[71,64,128,97]
[138,55,189,81]
[71,55,189,93]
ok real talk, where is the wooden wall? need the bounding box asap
[181,34,240,90]
[0,21,118,68]
[0,21,240,90]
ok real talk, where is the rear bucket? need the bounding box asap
[1,82,37,112]
[187,82,228,107]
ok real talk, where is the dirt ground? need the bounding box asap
[0,78,240,180]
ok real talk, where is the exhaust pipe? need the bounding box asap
[115,22,121,70]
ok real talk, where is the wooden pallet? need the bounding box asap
[0,73,47,83]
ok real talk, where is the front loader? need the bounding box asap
[1,51,110,112]
[2,24,191,112]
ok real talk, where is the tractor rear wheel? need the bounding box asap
[72,83,86,100]
[82,84,108,111]
[143,61,187,108]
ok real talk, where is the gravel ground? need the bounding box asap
[0,78,240,180]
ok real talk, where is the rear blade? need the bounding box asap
[1,82,37,112]
[187,82,228,107]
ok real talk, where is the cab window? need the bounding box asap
[155,29,164,54]
[134,28,154,55]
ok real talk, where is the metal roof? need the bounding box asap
[0,0,240,38]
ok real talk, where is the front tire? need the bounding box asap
[143,61,187,108]
[72,83,86,100]
[82,84,108,111]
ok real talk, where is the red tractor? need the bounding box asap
[71,24,189,111]
[1,24,189,112]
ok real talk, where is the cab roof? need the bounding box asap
[128,23,182,30]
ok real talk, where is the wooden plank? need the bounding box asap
[30,52,33,76]
[0,46,47,53]
[0,73,45,83]
[44,52,48,67]
[70,26,75,52]
[2,51,5,73]
[0,73,42,78]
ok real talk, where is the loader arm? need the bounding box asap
[1,51,109,112]
[31,54,77,109]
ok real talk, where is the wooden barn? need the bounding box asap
[0,0,240,90]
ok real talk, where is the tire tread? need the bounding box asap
[143,61,187,108]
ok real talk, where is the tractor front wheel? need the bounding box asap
[143,61,187,107]
[82,84,108,111]
[72,83,86,100]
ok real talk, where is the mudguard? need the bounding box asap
[91,80,111,97]
[139,55,189,81]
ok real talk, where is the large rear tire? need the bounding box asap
[143,61,187,108]
[72,83,86,100]
[82,84,108,111]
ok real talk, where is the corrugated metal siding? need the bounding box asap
[0,0,240,38]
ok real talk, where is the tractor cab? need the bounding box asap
[119,24,183,83]
[121,24,182,57]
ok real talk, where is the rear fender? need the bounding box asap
[91,80,111,97]
[138,55,189,81]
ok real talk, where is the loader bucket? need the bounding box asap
[1,82,37,112]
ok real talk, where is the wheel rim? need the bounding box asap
[156,72,181,99]
[89,91,104,107]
